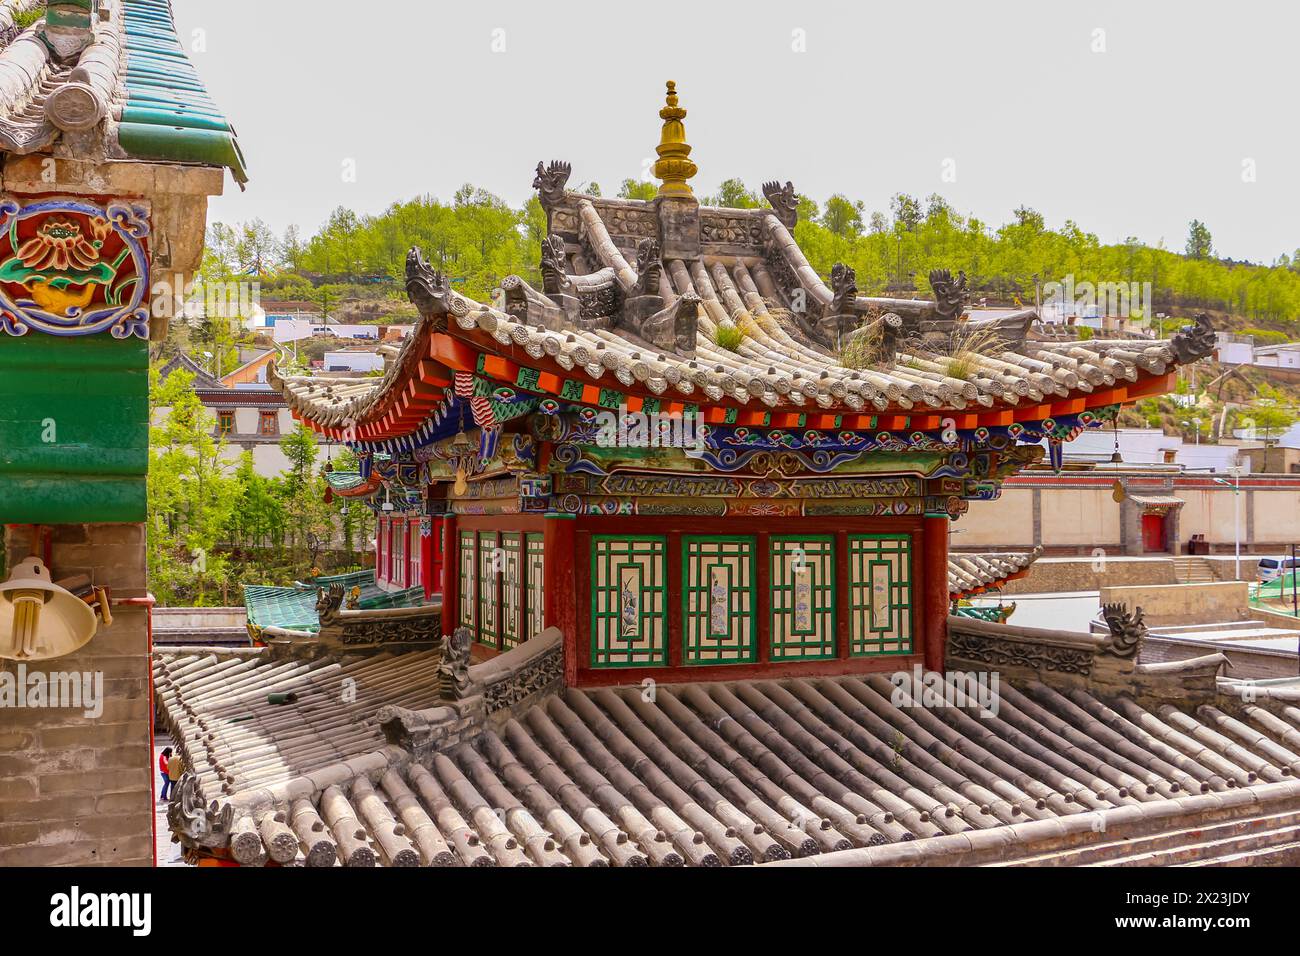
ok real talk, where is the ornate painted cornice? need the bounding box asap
[0,197,150,339]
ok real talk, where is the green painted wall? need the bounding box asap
[0,335,148,523]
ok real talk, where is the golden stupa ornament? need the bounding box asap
[652,81,697,198]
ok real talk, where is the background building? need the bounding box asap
[157,351,341,476]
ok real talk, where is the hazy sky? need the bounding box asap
[174,0,1299,264]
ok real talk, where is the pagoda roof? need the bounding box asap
[0,0,246,183]
[243,569,425,638]
[948,547,1042,599]
[275,261,1215,446]
[158,352,222,390]
[155,628,1300,867]
[270,85,1216,448]
[323,469,383,498]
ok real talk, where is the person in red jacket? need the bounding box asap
[159,747,174,801]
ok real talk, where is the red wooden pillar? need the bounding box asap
[440,514,458,633]
[421,517,437,601]
[755,531,771,664]
[834,530,851,660]
[666,531,683,668]
[921,514,949,674]
[545,515,578,685]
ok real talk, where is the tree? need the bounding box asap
[924,194,954,221]
[147,368,239,605]
[228,453,285,552]
[889,193,922,232]
[705,178,761,209]
[235,218,280,275]
[617,179,658,201]
[1185,220,1214,260]
[822,194,865,238]
[1249,402,1295,472]
[278,424,336,571]
[204,223,239,273]
[1012,206,1045,231]
[796,194,820,223]
[281,224,305,270]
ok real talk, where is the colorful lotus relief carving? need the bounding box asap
[0,198,151,338]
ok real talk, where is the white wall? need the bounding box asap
[324,351,384,372]
[1040,488,1122,547]
[1217,341,1254,365]
[273,318,381,343]
[154,404,338,478]
[958,489,1035,547]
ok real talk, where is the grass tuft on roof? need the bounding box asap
[713,321,745,352]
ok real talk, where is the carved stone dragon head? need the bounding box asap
[929,268,970,322]
[405,247,464,326]
[1170,312,1216,364]
[533,160,572,209]
[634,237,662,296]
[539,234,570,296]
[762,180,799,230]
[316,583,345,625]
[828,262,858,316]
[1100,602,1146,658]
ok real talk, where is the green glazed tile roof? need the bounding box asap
[325,471,368,492]
[0,2,245,181]
[243,570,427,634]
[242,583,322,634]
[118,0,247,182]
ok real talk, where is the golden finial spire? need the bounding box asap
[652,80,697,198]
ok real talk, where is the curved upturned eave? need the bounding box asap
[276,313,1191,444]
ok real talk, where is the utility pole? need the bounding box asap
[1216,466,1244,580]
[1233,467,1242,581]
[1292,542,1298,619]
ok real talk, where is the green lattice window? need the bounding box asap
[458,529,476,633]
[848,534,913,655]
[591,535,668,667]
[682,536,756,665]
[769,536,837,660]
[477,531,500,648]
[500,532,523,649]
[525,533,546,641]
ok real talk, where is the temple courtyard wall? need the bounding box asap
[1099,581,1251,627]
[962,474,1300,556]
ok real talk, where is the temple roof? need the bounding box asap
[275,269,1213,439]
[0,0,246,182]
[155,630,1300,867]
[243,569,425,639]
[948,548,1041,599]
[271,85,1216,448]
[158,351,221,390]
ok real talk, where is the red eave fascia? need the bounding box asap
[293,327,1180,441]
[335,474,384,497]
